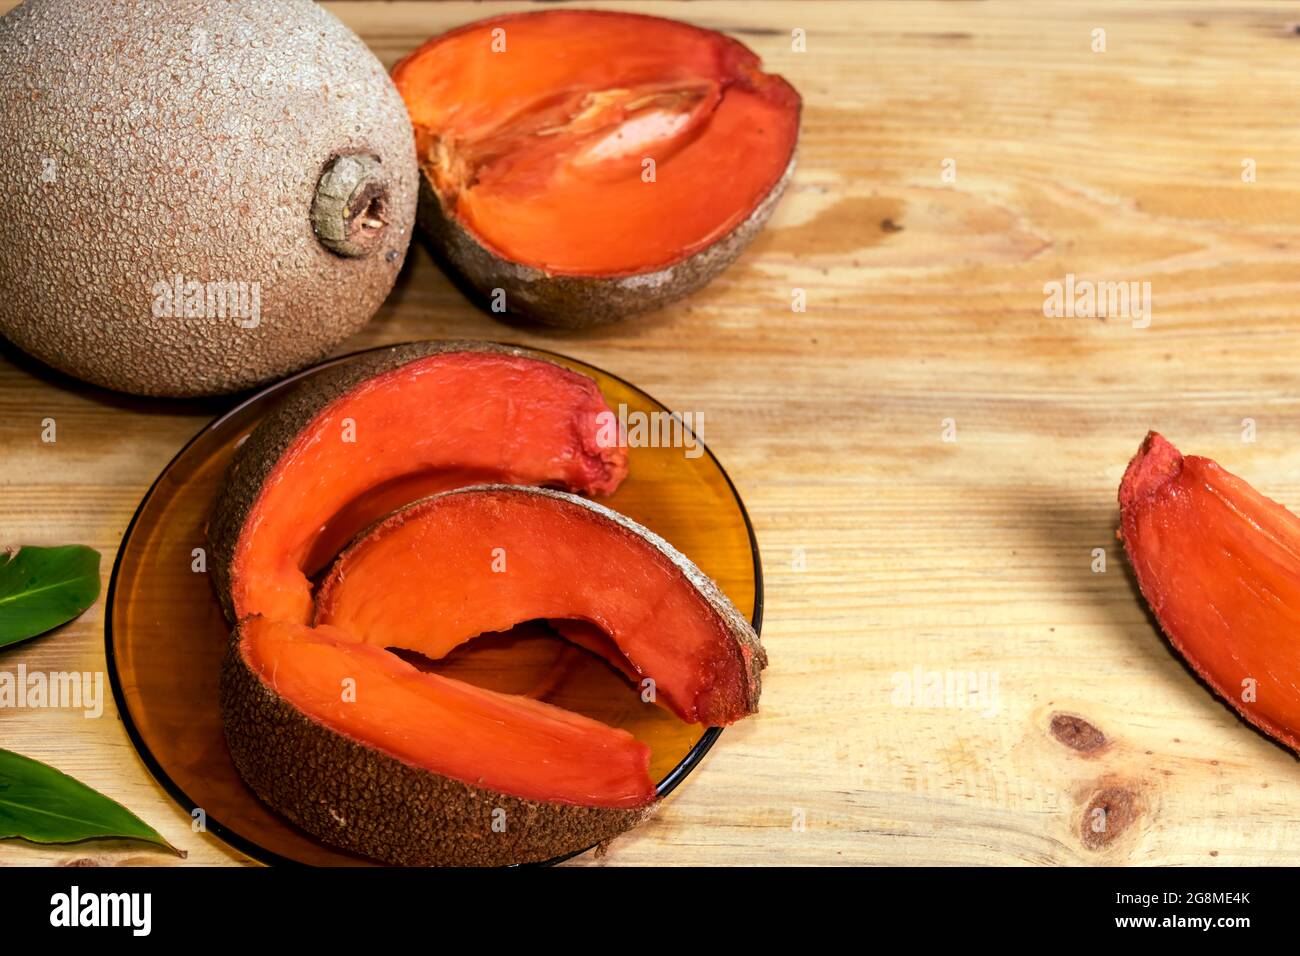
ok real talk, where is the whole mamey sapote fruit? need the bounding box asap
[392,10,801,326]
[0,0,418,396]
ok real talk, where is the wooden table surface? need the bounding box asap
[6,0,1300,867]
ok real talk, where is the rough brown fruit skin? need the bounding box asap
[418,157,795,327]
[0,0,418,396]
[207,341,548,623]
[220,624,655,867]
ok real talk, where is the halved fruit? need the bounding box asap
[316,485,765,726]
[391,10,801,326]
[222,616,655,866]
[1119,431,1300,752]
[208,342,627,625]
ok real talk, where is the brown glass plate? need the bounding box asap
[105,342,763,866]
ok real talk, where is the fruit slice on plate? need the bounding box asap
[391,9,802,326]
[315,485,765,726]
[222,617,656,867]
[208,342,627,625]
[1119,431,1300,751]
[223,486,764,865]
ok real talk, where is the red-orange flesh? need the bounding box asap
[316,488,756,726]
[229,351,627,624]
[1119,431,1300,752]
[240,617,656,808]
[391,10,801,275]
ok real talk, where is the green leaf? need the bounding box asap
[0,545,101,648]
[0,748,180,854]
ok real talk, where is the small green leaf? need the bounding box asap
[0,748,180,854]
[0,545,101,648]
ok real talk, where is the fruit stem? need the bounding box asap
[311,154,390,258]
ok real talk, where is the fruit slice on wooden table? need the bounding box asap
[1119,431,1300,751]
[392,9,801,326]
[208,343,627,626]
[222,617,656,867]
[316,486,765,726]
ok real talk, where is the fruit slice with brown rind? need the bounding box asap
[221,616,655,866]
[315,485,765,726]
[208,342,627,625]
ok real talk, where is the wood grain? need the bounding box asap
[5,0,1300,866]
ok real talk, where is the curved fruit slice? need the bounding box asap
[550,619,642,684]
[391,10,801,326]
[316,485,765,726]
[222,617,655,866]
[1119,431,1300,752]
[208,342,627,625]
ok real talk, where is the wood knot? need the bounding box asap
[1081,785,1140,850]
[1050,712,1106,754]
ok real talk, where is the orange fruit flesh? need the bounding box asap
[392,9,801,275]
[1120,432,1300,751]
[240,617,656,809]
[230,351,627,625]
[316,488,753,726]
